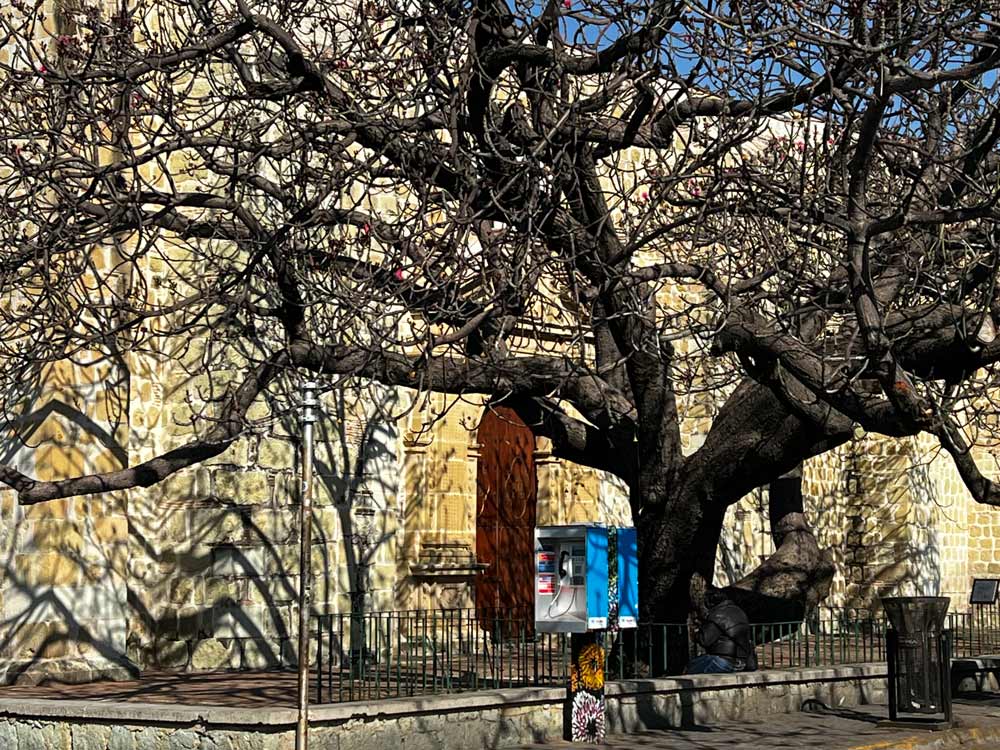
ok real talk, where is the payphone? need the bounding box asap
[534,525,609,633]
[614,526,639,629]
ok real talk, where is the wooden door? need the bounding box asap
[475,406,537,625]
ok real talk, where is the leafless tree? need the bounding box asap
[2,0,1000,621]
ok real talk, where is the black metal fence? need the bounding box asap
[948,603,1000,657]
[311,600,1000,704]
[313,607,569,702]
[608,607,887,678]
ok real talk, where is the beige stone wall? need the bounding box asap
[0,299,631,682]
[122,376,631,672]
[125,365,404,670]
[0,347,131,682]
[714,431,999,616]
[3,250,998,681]
[395,393,630,613]
[0,0,133,684]
[396,394,481,612]
[5,350,1000,681]
[2,4,999,684]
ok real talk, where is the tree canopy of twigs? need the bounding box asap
[3,0,1000,617]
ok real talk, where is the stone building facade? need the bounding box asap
[0,371,637,682]
[717,433,999,612]
[2,1,1000,687]
[1,363,999,684]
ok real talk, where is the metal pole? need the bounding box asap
[887,628,898,722]
[296,382,319,750]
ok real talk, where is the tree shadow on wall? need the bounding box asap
[841,442,943,612]
[304,384,401,665]
[121,377,403,676]
[0,357,138,683]
[0,359,406,684]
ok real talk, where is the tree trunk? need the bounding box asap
[637,487,712,623]
[723,472,834,623]
[636,382,847,626]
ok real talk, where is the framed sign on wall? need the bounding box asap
[970,578,1000,605]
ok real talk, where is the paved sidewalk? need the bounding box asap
[0,668,307,707]
[517,697,1000,749]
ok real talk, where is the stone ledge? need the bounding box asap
[0,698,298,727]
[954,655,1000,693]
[954,655,1000,669]
[606,662,888,697]
[0,687,569,728]
[310,686,567,723]
[0,664,891,728]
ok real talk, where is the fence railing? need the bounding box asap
[608,607,887,678]
[313,607,569,703]
[311,601,1000,703]
[750,606,887,670]
[948,603,1000,657]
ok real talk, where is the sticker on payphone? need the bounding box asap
[537,548,556,574]
[537,574,555,595]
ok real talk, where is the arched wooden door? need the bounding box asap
[475,406,537,624]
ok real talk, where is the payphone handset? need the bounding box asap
[554,544,586,583]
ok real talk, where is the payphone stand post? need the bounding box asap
[535,525,639,744]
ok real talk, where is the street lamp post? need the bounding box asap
[296,382,319,750]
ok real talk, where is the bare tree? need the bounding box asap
[2,0,1000,621]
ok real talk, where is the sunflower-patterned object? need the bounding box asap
[567,632,607,744]
[577,642,605,691]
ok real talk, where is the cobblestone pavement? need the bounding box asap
[516,698,1000,750]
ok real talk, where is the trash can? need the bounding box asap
[881,596,953,729]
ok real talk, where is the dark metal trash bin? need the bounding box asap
[881,596,953,729]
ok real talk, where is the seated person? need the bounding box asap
[684,584,758,674]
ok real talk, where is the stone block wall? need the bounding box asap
[715,430,997,616]
[397,393,481,612]
[125,361,404,671]
[7,334,998,682]
[0,334,131,683]
[2,319,997,682]
[395,392,630,612]
[0,1,134,680]
[0,326,631,683]
[124,367,630,672]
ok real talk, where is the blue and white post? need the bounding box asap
[535,524,638,743]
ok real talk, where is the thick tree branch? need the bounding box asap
[937,419,1000,507]
[0,353,287,504]
[501,395,634,483]
[287,340,637,430]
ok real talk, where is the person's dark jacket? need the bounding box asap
[696,600,757,670]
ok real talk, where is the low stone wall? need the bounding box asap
[0,689,565,750]
[0,663,890,749]
[607,663,887,732]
